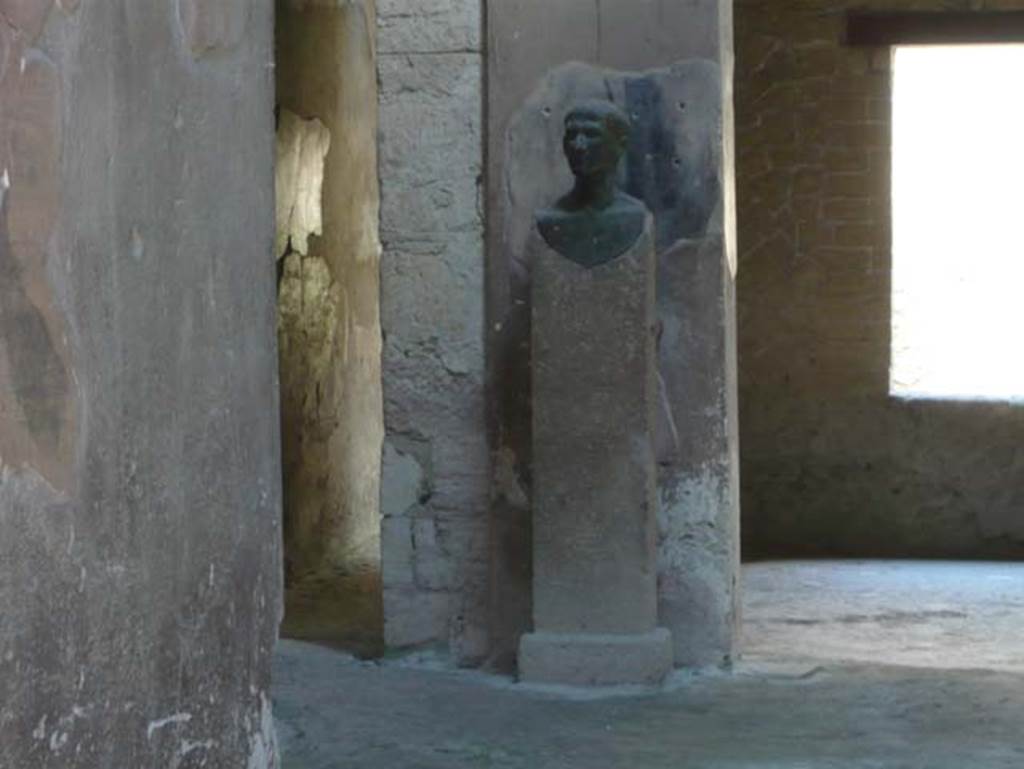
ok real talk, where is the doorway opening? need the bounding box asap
[735,5,1024,674]
[274,0,384,656]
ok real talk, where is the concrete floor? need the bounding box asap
[273,561,1024,768]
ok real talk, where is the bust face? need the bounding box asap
[536,101,647,268]
[563,112,625,182]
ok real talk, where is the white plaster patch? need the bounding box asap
[275,110,330,259]
[245,693,278,769]
[0,167,9,201]
[169,739,216,769]
[32,715,46,740]
[48,729,68,752]
[147,712,192,739]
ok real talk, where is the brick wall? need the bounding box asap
[736,0,1024,558]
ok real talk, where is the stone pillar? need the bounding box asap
[0,2,281,766]
[487,0,740,670]
[377,0,491,665]
[519,219,673,686]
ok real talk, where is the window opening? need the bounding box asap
[891,44,1024,401]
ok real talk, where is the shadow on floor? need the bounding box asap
[274,561,1024,768]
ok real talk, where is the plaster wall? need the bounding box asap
[377,0,490,663]
[276,0,385,655]
[736,0,1024,559]
[0,1,281,766]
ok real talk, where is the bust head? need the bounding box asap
[535,99,648,268]
[562,100,632,186]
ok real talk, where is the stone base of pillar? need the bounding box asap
[518,628,673,687]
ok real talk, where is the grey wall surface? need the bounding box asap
[377,0,491,664]
[0,1,282,766]
[735,0,1024,560]
[487,0,741,670]
[276,0,385,656]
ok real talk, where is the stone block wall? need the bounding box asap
[377,0,490,664]
[736,0,1024,558]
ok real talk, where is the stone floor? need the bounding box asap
[273,561,1024,768]
[743,560,1024,672]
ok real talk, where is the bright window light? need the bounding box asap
[891,44,1024,401]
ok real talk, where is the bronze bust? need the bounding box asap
[537,100,648,268]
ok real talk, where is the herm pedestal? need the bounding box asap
[518,101,673,686]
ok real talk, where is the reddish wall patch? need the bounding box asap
[179,0,248,56]
[0,7,76,492]
[0,0,53,42]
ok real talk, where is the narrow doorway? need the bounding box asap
[274,0,385,656]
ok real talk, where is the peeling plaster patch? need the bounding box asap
[245,694,279,769]
[658,466,735,665]
[277,252,339,426]
[659,467,727,533]
[439,345,473,377]
[179,0,248,56]
[381,441,425,519]
[275,110,330,258]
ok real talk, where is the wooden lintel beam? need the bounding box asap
[846,11,1024,47]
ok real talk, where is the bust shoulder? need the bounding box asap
[536,193,649,269]
[610,190,647,218]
